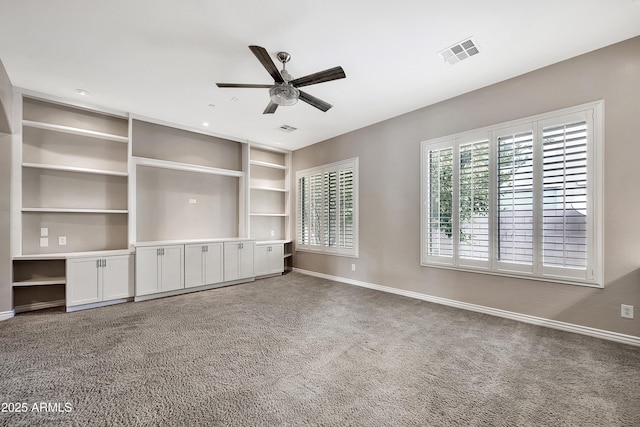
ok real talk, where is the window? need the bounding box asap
[421,102,603,286]
[297,158,358,257]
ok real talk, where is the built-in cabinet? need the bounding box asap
[224,241,255,282]
[67,254,133,308]
[254,243,285,277]
[135,245,184,296]
[11,93,291,314]
[185,243,223,288]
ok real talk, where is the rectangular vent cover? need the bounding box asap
[278,124,297,133]
[438,37,480,65]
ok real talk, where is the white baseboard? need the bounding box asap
[294,268,640,347]
[0,310,15,321]
[14,299,66,314]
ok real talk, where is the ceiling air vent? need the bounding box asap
[438,37,480,65]
[278,124,297,133]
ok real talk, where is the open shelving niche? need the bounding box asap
[248,144,293,271]
[12,93,131,312]
[129,116,248,244]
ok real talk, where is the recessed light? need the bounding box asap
[208,104,216,109]
[230,97,238,102]
[202,122,209,127]
[75,89,89,96]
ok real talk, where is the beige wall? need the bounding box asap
[292,36,640,338]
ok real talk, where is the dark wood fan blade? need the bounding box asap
[263,101,278,114]
[216,83,272,88]
[249,45,284,83]
[299,91,332,112]
[291,66,346,88]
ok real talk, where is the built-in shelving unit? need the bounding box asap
[12,95,131,313]
[9,94,293,315]
[248,145,291,273]
[18,96,130,255]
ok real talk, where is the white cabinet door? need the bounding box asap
[185,244,205,288]
[254,245,269,277]
[102,255,133,300]
[239,241,255,279]
[136,246,161,296]
[224,242,240,282]
[160,245,184,292]
[224,241,254,281]
[67,258,101,307]
[268,244,284,274]
[204,243,223,285]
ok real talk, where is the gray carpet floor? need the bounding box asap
[1,271,639,426]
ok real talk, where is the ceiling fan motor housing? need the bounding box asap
[270,83,299,106]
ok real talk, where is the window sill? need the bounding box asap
[296,247,359,258]
[420,261,603,288]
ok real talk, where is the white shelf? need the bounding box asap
[23,120,129,143]
[284,253,292,258]
[22,208,128,214]
[12,276,66,287]
[22,162,128,177]
[250,186,287,193]
[249,213,288,217]
[250,159,286,170]
[134,156,244,178]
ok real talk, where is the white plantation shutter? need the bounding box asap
[323,171,338,247]
[426,146,454,260]
[309,172,324,246]
[542,117,589,274]
[296,159,358,256]
[458,140,490,262]
[421,102,601,286]
[338,167,355,249]
[297,176,310,245]
[497,130,534,269]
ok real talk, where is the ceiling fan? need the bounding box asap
[216,45,346,114]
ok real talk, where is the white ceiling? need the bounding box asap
[1,0,639,151]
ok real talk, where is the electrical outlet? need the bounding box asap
[58,236,67,246]
[189,198,197,204]
[39,237,48,247]
[40,227,48,237]
[270,230,275,237]
[351,264,356,271]
[621,304,634,319]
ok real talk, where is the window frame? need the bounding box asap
[296,157,359,258]
[420,101,604,287]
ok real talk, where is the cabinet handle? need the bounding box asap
[96,259,100,268]
[162,248,165,256]
[103,259,107,268]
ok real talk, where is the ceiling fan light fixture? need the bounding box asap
[269,83,299,106]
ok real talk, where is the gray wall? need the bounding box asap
[0,59,12,314]
[292,36,640,338]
